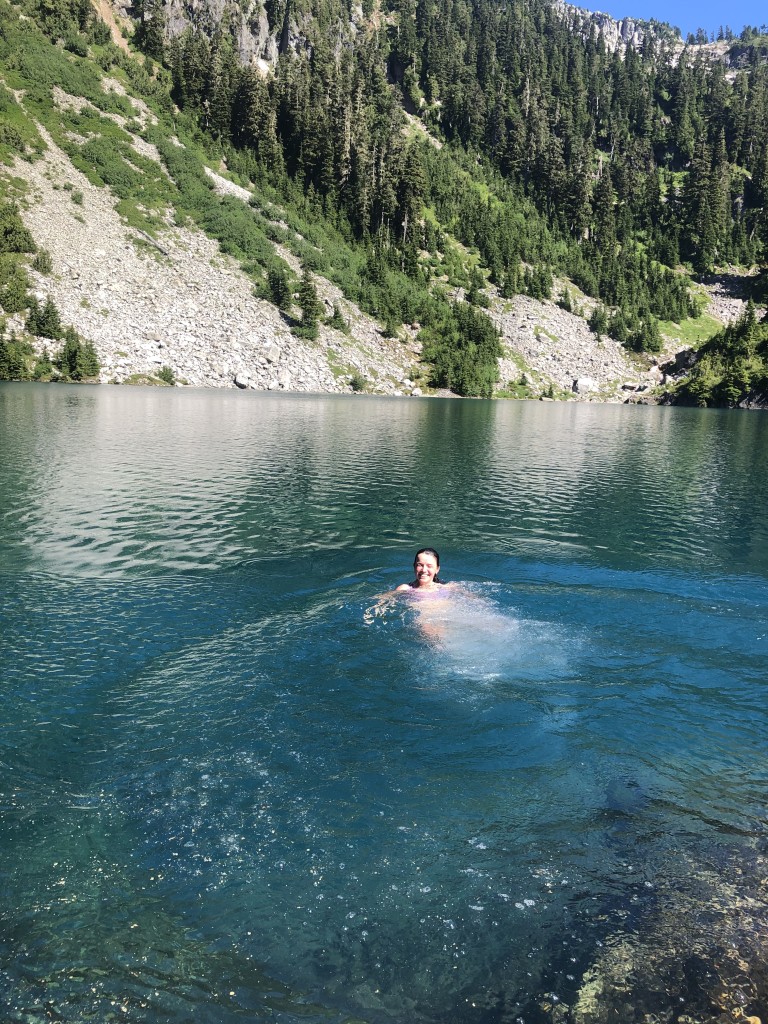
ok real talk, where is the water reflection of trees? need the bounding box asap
[484,403,768,574]
[6,387,768,577]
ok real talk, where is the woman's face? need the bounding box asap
[413,552,439,587]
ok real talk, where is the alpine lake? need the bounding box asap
[1,382,767,1024]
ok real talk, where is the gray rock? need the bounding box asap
[573,377,599,394]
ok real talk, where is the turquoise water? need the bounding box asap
[1,384,767,1023]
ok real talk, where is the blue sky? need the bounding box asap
[580,0,767,38]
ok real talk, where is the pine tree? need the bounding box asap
[134,0,165,60]
[266,263,292,310]
[27,296,63,339]
[295,267,322,340]
[0,335,26,380]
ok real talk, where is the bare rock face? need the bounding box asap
[550,0,686,55]
[492,289,648,402]
[134,0,275,65]
[552,1,651,50]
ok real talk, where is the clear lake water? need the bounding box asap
[1,384,767,1023]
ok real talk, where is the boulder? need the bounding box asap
[661,348,698,375]
[573,377,598,394]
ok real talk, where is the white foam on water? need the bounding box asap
[397,583,574,687]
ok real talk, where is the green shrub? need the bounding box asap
[326,303,349,333]
[32,249,53,274]
[88,19,112,46]
[0,202,36,254]
[33,0,92,39]
[32,346,54,379]
[0,258,31,313]
[0,82,43,155]
[64,33,89,56]
[0,120,25,152]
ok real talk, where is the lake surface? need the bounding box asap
[1,383,767,1024]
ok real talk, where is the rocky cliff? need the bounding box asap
[551,0,660,52]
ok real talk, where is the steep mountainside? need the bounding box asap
[7,97,653,398]
[1,0,767,404]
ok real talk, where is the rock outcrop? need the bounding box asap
[491,289,656,401]
[553,1,655,52]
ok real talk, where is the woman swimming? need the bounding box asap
[396,547,448,593]
[365,548,450,625]
[367,548,498,650]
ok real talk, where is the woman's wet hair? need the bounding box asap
[414,547,444,583]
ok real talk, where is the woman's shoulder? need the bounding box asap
[396,580,451,594]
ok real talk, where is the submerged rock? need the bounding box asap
[570,843,768,1024]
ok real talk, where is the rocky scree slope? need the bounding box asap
[7,80,738,399]
[10,85,420,394]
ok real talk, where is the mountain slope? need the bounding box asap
[1,0,766,403]
[13,119,420,392]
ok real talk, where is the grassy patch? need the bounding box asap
[0,82,46,161]
[496,383,535,399]
[122,372,163,385]
[534,324,559,344]
[658,312,722,348]
[502,347,532,373]
[326,349,366,389]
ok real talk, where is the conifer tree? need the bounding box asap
[27,296,62,340]
[266,263,292,310]
[134,0,165,60]
[296,267,322,340]
[57,328,99,380]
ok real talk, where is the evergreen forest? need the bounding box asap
[1,0,768,402]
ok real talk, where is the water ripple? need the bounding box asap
[2,386,768,1023]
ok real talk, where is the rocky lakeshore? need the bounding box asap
[6,90,740,402]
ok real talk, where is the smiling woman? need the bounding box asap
[396,547,447,591]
